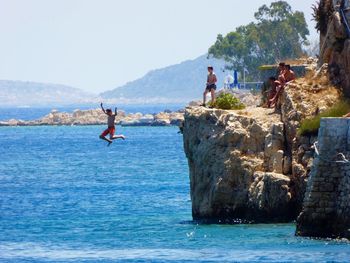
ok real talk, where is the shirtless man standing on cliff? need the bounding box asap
[201,66,217,107]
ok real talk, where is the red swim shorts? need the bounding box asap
[101,127,115,138]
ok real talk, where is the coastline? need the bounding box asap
[0,108,185,127]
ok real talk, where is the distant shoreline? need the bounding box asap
[0,108,185,127]
[0,104,186,122]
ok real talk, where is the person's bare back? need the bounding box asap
[284,70,295,83]
[284,65,296,83]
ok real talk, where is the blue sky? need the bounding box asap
[0,0,318,93]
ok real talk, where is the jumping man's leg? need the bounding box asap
[99,134,113,145]
[109,127,125,141]
[100,128,113,145]
[111,135,126,140]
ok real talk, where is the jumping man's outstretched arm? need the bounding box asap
[114,107,118,116]
[100,103,106,114]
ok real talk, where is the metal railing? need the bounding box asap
[225,82,263,91]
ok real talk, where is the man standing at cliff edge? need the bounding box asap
[201,66,217,107]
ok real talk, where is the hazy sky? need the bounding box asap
[0,0,318,93]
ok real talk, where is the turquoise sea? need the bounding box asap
[1,112,350,262]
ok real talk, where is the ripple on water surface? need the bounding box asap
[0,126,350,262]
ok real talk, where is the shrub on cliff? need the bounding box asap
[298,100,350,136]
[213,93,245,110]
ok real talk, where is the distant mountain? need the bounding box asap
[0,56,230,107]
[0,80,95,107]
[100,55,228,103]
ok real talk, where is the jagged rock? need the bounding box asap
[188,100,202,107]
[169,112,185,126]
[283,156,292,175]
[121,114,155,126]
[152,119,171,126]
[0,121,9,126]
[332,11,346,38]
[153,112,171,126]
[264,123,284,173]
[319,0,350,96]
[248,172,291,219]
[182,62,341,223]
[7,119,20,126]
[183,106,295,222]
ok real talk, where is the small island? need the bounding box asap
[0,108,185,127]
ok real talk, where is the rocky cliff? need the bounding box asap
[318,0,350,96]
[183,64,340,223]
[183,106,292,222]
[293,0,350,238]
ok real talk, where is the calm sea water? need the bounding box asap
[1,121,350,261]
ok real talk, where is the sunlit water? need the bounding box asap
[1,125,350,262]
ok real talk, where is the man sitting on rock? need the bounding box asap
[269,64,296,108]
[201,66,217,107]
[284,65,296,82]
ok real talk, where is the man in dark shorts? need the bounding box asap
[201,66,217,107]
[99,103,125,146]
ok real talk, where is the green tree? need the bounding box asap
[208,1,309,80]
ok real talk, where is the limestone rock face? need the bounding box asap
[248,172,291,219]
[183,106,294,222]
[183,76,340,222]
[319,0,350,96]
[280,78,340,210]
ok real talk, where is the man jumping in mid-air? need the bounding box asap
[99,103,125,146]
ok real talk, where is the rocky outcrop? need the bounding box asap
[183,106,293,222]
[296,118,350,238]
[280,75,340,211]
[318,0,350,96]
[183,74,340,223]
[0,109,184,127]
